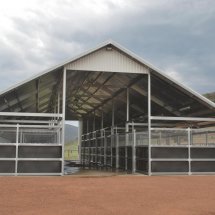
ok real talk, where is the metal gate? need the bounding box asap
[0,124,63,176]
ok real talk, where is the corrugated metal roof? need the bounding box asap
[0,39,214,109]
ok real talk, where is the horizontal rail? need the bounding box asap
[0,124,62,128]
[0,112,63,118]
[151,116,215,122]
[0,120,59,124]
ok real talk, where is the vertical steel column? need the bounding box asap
[78,120,82,162]
[111,100,115,168]
[126,88,130,124]
[188,127,191,175]
[57,92,60,120]
[93,112,97,166]
[61,67,67,176]
[101,111,104,167]
[132,129,136,173]
[148,73,152,176]
[125,88,130,171]
[15,124,19,176]
[104,133,107,167]
[116,133,119,169]
[88,119,91,167]
[112,100,115,128]
[101,110,104,131]
[85,119,89,167]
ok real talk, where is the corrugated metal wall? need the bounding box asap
[65,47,148,74]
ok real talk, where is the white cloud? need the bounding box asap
[0,0,214,93]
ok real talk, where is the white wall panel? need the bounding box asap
[65,47,148,74]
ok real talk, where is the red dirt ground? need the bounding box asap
[0,175,215,215]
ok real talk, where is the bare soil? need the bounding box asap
[0,175,215,215]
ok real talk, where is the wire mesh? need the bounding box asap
[19,128,59,144]
[207,130,215,145]
[0,128,17,143]
[151,129,188,146]
[136,132,148,146]
[192,129,215,146]
[118,134,125,147]
[128,133,133,146]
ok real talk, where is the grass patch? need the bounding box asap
[64,139,79,160]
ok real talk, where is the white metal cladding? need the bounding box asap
[65,47,148,74]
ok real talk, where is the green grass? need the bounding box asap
[64,139,79,160]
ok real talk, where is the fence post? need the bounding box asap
[111,134,113,168]
[188,127,191,175]
[132,129,136,173]
[116,134,119,169]
[15,124,19,176]
[95,132,98,167]
[104,136,107,167]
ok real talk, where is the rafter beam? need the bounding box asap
[115,74,181,116]
[86,74,145,116]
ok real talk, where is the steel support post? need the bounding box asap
[104,135,107,167]
[116,134,119,169]
[57,92,60,119]
[132,129,136,173]
[101,110,104,132]
[125,88,130,171]
[126,88,130,123]
[188,127,191,175]
[78,120,82,163]
[15,124,19,176]
[61,67,67,176]
[93,113,97,167]
[148,73,152,176]
[86,121,88,167]
[101,111,104,167]
[111,100,115,168]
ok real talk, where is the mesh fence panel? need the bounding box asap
[151,130,188,146]
[136,132,148,146]
[19,128,59,144]
[0,128,17,143]
[207,130,215,145]
[192,129,215,146]
[192,130,206,146]
[128,133,133,146]
[118,134,125,147]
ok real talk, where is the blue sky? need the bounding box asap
[0,0,214,94]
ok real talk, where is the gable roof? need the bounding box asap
[0,40,214,122]
[1,39,214,109]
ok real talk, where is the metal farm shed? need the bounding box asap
[0,40,214,176]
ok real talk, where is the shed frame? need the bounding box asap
[0,40,214,175]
